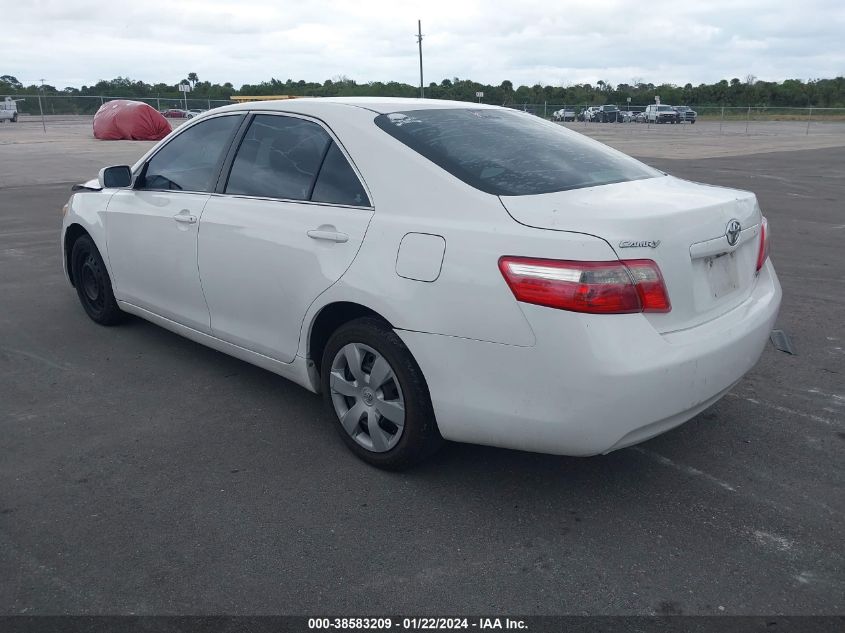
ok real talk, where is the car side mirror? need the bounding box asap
[98,165,133,189]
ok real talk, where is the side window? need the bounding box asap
[226,114,331,200]
[311,142,370,207]
[140,115,242,192]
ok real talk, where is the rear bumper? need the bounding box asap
[398,260,781,456]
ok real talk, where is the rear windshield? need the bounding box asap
[374,108,660,196]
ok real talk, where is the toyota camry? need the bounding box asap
[61,98,781,469]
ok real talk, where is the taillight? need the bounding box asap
[498,257,671,314]
[756,216,769,272]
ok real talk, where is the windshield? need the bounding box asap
[374,108,661,196]
[657,106,673,111]
[604,105,618,110]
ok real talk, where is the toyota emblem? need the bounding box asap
[726,219,742,247]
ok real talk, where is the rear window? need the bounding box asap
[374,108,660,196]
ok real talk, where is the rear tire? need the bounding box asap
[70,235,125,326]
[321,317,443,470]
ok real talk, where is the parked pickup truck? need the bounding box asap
[1,97,20,122]
[645,104,681,124]
[674,105,697,123]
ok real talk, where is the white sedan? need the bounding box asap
[61,97,781,469]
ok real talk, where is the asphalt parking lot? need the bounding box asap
[1,117,843,615]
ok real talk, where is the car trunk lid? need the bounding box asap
[499,175,763,333]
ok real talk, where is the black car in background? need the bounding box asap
[593,104,622,122]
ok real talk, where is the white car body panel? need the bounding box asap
[198,194,373,363]
[62,97,782,457]
[106,190,212,332]
[61,186,113,281]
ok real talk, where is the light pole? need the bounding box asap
[416,20,424,98]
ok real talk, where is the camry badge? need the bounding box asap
[725,219,742,246]
[619,240,660,249]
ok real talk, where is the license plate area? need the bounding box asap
[705,252,740,299]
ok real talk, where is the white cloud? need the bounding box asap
[5,0,845,88]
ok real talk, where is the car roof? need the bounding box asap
[211,97,499,116]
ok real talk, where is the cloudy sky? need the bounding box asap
[6,0,845,88]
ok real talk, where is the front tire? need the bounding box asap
[70,235,124,326]
[321,317,442,470]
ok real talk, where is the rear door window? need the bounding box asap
[375,108,660,196]
[226,114,331,201]
[311,142,370,207]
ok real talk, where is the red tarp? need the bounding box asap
[93,100,171,141]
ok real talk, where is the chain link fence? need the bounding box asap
[502,103,845,135]
[4,94,233,117]
[4,95,845,136]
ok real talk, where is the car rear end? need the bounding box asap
[374,106,781,455]
[495,176,778,453]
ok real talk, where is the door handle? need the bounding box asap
[307,229,349,243]
[173,213,197,224]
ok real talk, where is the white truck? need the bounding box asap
[1,97,21,122]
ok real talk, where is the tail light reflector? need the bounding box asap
[498,257,671,314]
[756,216,769,272]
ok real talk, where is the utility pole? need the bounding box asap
[416,20,424,98]
[38,78,46,133]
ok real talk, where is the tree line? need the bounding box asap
[3,73,844,108]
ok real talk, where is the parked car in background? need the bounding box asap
[61,98,779,469]
[620,110,637,122]
[645,104,681,124]
[593,105,622,122]
[187,109,206,119]
[674,105,697,123]
[634,111,647,123]
[552,108,576,122]
[578,106,599,122]
[1,96,20,123]
[161,109,189,118]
